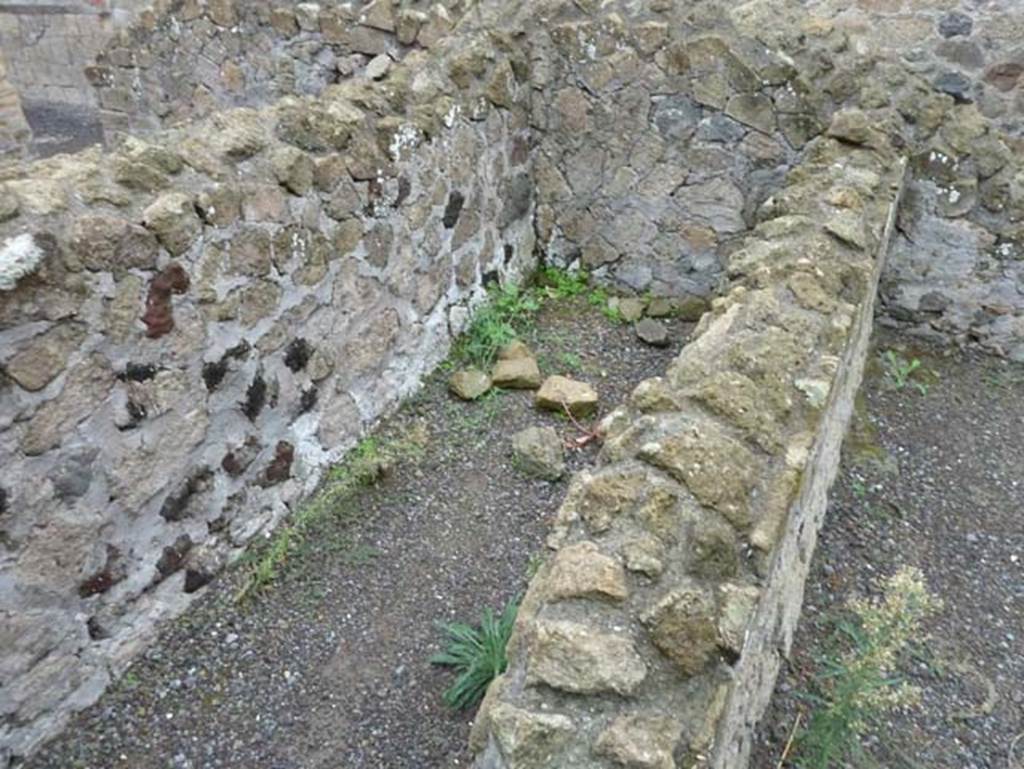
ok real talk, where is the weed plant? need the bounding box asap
[794,567,941,769]
[431,598,519,710]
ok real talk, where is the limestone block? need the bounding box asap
[545,541,627,601]
[142,192,201,256]
[642,585,720,676]
[488,703,574,769]
[527,620,647,696]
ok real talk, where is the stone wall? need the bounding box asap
[0,22,534,761]
[0,1,146,156]
[2,0,1024,764]
[0,50,30,156]
[729,0,1024,359]
[469,118,906,769]
[528,3,818,300]
[88,0,468,140]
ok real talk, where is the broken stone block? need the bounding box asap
[535,375,598,417]
[595,713,681,769]
[492,357,542,389]
[717,583,760,656]
[637,415,756,527]
[725,93,775,133]
[511,426,565,481]
[6,324,84,392]
[488,702,574,768]
[142,192,201,256]
[617,297,645,322]
[635,318,670,347]
[642,585,720,676]
[498,340,533,360]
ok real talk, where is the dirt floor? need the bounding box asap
[753,331,1024,769]
[23,295,690,769]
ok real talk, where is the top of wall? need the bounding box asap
[0,0,470,161]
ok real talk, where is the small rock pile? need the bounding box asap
[448,341,601,482]
[613,294,707,348]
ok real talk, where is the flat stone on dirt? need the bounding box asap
[511,426,565,481]
[635,318,670,347]
[448,368,491,400]
[492,357,542,389]
[535,375,598,417]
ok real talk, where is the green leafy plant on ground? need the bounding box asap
[235,431,426,602]
[452,267,625,369]
[454,283,542,368]
[880,350,929,394]
[537,265,589,298]
[793,566,942,769]
[446,388,508,433]
[430,598,519,710]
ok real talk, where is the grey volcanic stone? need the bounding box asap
[938,12,973,38]
[934,71,973,102]
[449,369,491,400]
[635,318,670,347]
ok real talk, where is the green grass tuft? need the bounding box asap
[452,267,622,369]
[430,598,519,710]
[454,284,542,368]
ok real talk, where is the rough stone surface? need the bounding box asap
[511,426,565,481]
[0,20,535,761]
[635,318,670,348]
[544,541,627,602]
[3,0,1023,763]
[472,110,907,769]
[449,368,492,400]
[526,620,647,696]
[492,357,542,390]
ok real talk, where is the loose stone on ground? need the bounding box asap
[535,375,598,418]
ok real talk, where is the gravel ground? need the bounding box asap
[753,331,1024,769]
[23,296,689,769]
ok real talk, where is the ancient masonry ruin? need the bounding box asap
[1,0,1022,765]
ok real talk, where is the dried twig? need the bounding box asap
[561,402,599,449]
[777,710,802,769]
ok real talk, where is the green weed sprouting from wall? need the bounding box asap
[430,598,519,710]
[794,566,942,769]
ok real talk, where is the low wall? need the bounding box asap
[0,26,534,762]
[469,117,906,768]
